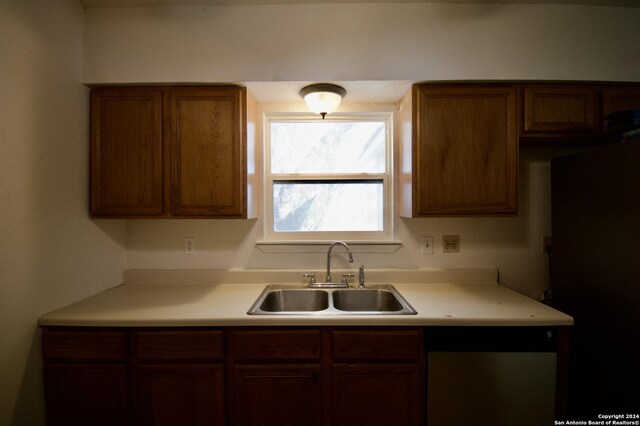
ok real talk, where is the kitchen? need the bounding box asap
[1,0,639,425]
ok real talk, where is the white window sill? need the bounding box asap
[255,240,403,254]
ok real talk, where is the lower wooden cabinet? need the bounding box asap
[42,329,130,426]
[134,330,225,426]
[331,364,423,426]
[45,363,130,426]
[229,329,325,425]
[233,365,323,426]
[42,327,424,426]
[229,328,424,426]
[330,329,424,426]
[137,365,225,426]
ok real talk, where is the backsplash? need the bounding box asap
[123,151,552,300]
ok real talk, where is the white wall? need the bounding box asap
[0,1,127,424]
[82,2,640,300]
[84,3,640,83]
[124,138,557,299]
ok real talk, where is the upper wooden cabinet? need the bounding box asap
[90,86,257,218]
[518,83,640,143]
[399,84,518,216]
[602,86,640,117]
[90,88,164,216]
[520,85,599,137]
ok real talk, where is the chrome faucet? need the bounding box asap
[326,241,353,283]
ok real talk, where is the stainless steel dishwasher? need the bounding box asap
[426,327,558,426]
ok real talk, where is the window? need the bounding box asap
[265,114,392,241]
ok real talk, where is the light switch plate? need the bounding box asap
[421,236,434,254]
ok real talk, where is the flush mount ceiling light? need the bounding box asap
[300,83,347,119]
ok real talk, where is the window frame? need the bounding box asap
[263,113,394,242]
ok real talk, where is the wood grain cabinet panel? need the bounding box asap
[137,364,225,426]
[134,330,226,425]
[602,87,640,117]
[331,364,423,426]
[42,329,130,425]
[521,85,598,136]
[43,327,425,426]
[332,330,421,362]
[90,87,163,217]
[89,85,256,218]
[233,365,323,426]
[331,328,424,426]
[409,84,518,216]
[43,329,126,361]
[170,87,247,217]
[230,329,324,426]
[135,330,223,362]
[45,364,130,426]
[231,329,322,362]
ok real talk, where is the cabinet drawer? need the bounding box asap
[522,85,598,135]
[43,330,127,361]
[135,330,223,362]
[232,330,321,362]
[602,87,640,117]
[332,330,422,362]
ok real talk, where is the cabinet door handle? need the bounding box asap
[311,372,319,383]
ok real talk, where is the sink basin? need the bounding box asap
[258,289,329,312]
[247,285,416,315]
[333,289,404,312]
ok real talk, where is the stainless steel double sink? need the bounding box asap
[247,284,417,315]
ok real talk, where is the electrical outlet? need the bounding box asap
[442,235,460,253]
[541,235,552,254]
[184,237,196,255]
[421,236,434,254]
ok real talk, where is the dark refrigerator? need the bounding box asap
[551,140,640,417]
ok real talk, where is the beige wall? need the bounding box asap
[0,1,127,424]
[84,3,640,83]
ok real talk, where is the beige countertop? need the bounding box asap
[38,269,573,327]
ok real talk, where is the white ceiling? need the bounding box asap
[80,0,640,7]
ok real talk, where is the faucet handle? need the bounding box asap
[341,273,355,285]
[302,273,316,285]
[358,265,366,288]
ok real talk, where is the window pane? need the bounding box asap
[273,181,383,232]
[270,121,386,174]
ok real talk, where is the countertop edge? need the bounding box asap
[37,279,574,328]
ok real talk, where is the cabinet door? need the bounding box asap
[332,364,423,426]
[137,365,225,426]
[45,364,129,426]
[521,85,598,135]
[602,87,640,116]
[412,85,517,215]
[233,365,322,426]
[170,87,246,217]
[90,87,164,216]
